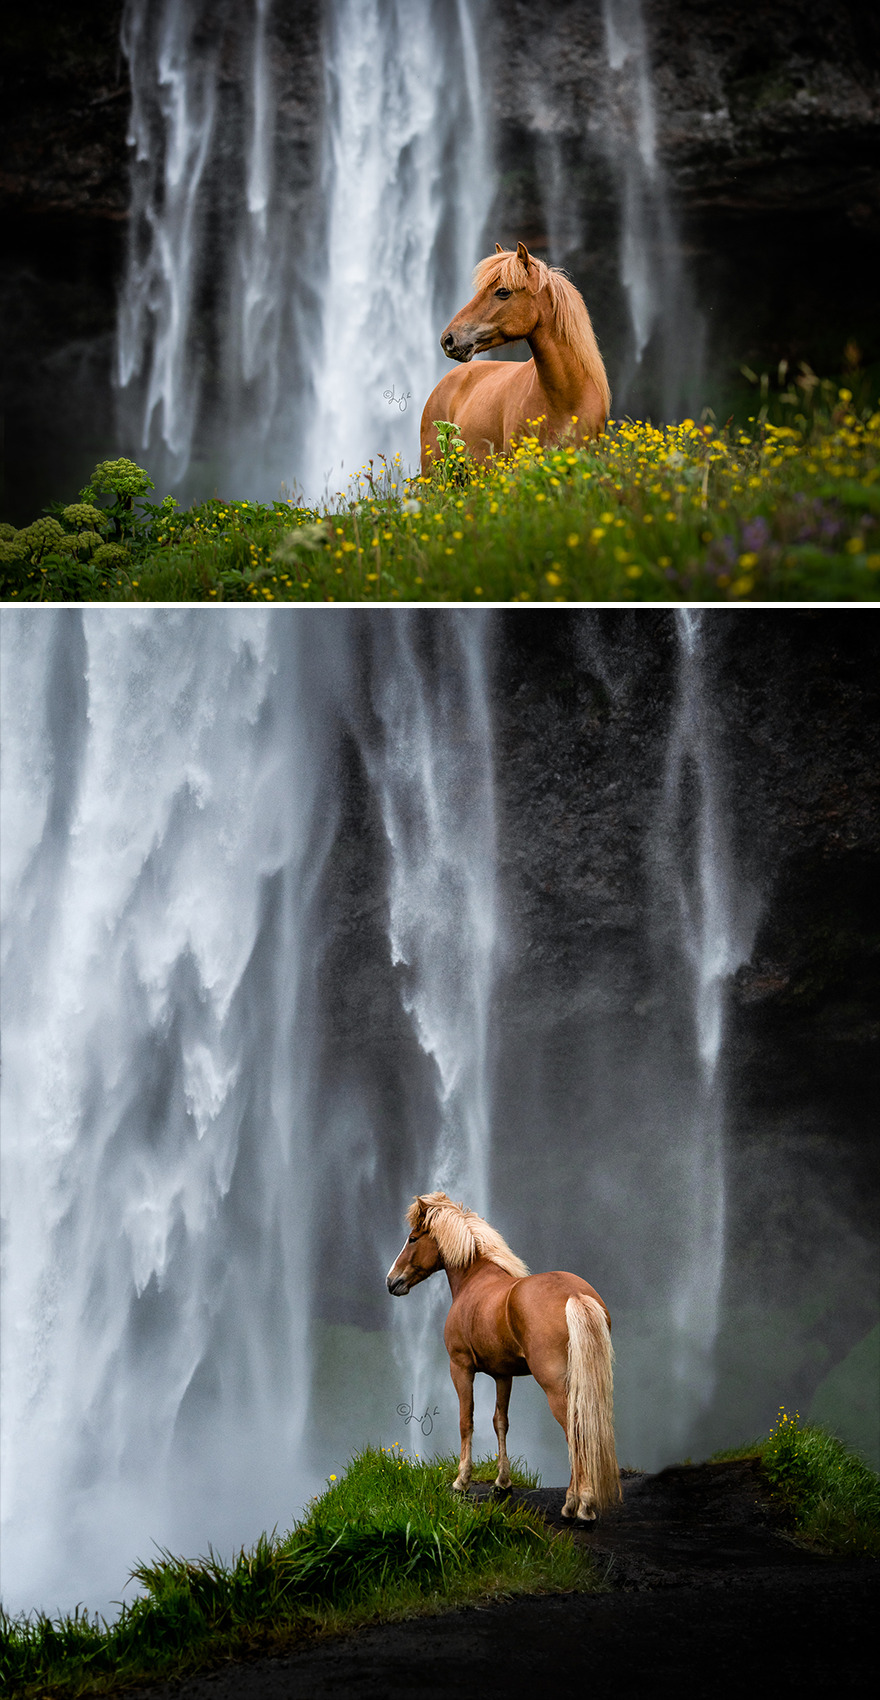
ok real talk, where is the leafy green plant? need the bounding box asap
[0,458,169,599]
[78,458,156,542]
[713,1408,880,1556]
[431,418,471,486]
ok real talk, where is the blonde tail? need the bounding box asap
[565,1294,621,1515]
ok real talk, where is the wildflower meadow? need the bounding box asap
[1,377,878,604]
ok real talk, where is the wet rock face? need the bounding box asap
[4,3,876,224]
[2,3,129,224]
[487,0,880,387]
[487,613,878,1330]
[491,612,878,1011]
[1,0,323,221]
[488,0,880,226]
[651,0,880,221]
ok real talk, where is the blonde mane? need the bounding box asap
[406,1191,530,1279]
[472,249,611,415]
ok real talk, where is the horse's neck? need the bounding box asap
[527,309,589,415]
[444,1258,510,1301]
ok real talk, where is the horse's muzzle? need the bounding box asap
[386,1274,410,1296]
[441,332,473,363]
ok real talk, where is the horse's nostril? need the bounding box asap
[442,334,455,353]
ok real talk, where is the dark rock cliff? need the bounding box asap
[486,613,879,1227]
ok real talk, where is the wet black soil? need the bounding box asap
[129,1461,877,1699]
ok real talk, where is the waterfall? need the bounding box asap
[2,608,768,1616]
[0,610,351,1615]
[0,609,499,1614]
[600,0,703,415]
[355,612,498,1430]
[306,0,491,497]
[116,0,491,505]
[117,0,222,483]
[654,610,755,1419]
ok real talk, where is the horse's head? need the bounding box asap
[386,1195,445,1295]
[440,242,543,363]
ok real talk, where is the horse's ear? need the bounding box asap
[516,240,531,271]
[495,242,504,254]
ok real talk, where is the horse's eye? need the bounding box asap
[495,289,511,299]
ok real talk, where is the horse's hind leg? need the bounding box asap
[449,1358,475,1492]
[536,1380,583,1519]
[493,1376,513,1489]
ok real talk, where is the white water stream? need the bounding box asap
[117,0,491,504]
[356,612,498,1432]
[600,0,702,414]
[653,610,756,1422]
[305,0,491,497]
[1,612,344,1614]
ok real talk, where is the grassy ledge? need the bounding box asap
[712,1407,880,1557]
[1,378,878,603]
[0,1446,598,1699]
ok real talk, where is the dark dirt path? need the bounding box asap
[129,1461,877,1699]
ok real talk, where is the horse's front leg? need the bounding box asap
[493,1376,513,1489]
[449,1358,475,1492]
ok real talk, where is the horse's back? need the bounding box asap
[507,1271,609,1379]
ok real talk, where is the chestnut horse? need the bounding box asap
[386,1191,620,1521]
[420,242,610,473]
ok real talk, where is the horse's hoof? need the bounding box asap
[576,1509,597,1523]
[451,1479,468,1493]
[561,1504,573,1519]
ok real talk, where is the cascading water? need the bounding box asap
[355,612,498,1433]
[652,609,756,1429]
[0,610,352,1615]
[116,0,491,505]
[0,608,499,1614]
[117,0,222,487]
[599,0,703,416]
[305,0,491,497]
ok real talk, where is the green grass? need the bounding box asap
[1,373,878,604]
[0,1446,596,1698]
[712,1407,880,1557]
